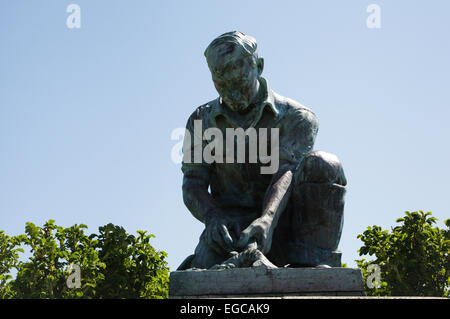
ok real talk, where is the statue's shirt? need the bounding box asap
[182,77,319,212]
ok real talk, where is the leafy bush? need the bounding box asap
[356,211,450,296]
[91,224,169,298]
[0,231,23,298]
[0,221,169,299]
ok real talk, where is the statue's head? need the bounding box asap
[204,31,264,113]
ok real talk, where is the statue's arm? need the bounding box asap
[183,169,240,254]
[181,110,219,223]
[233,161,294,254]
[182,171,218,223]
[238,107,319,253]
[258,161,295,239]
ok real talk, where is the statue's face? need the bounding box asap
[207,44,261,113]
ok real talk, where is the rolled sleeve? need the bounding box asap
[181,111,211,185]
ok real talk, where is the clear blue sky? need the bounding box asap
[1,1,449,270]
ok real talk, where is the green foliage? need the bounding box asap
[0,221,169,299]
[91,224,169,298]
[356,211,450,297]
[0,231,23,298]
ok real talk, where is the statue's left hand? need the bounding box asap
[236,216,272,254]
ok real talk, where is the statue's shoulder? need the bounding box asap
[187,98,220,122]
[273,92,318,125]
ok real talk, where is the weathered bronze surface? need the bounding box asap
[179,31,347,270]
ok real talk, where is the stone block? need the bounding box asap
[169,267,365,298]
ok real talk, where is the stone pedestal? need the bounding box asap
[169,267,365,298]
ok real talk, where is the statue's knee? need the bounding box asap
[296,151,347,186]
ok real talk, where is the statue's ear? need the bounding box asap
[257,57,264,76]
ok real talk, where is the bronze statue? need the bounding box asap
[178,31,347,270]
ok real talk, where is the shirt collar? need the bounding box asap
[213,77,279,128]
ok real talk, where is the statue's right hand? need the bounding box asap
[204,211,239,256]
